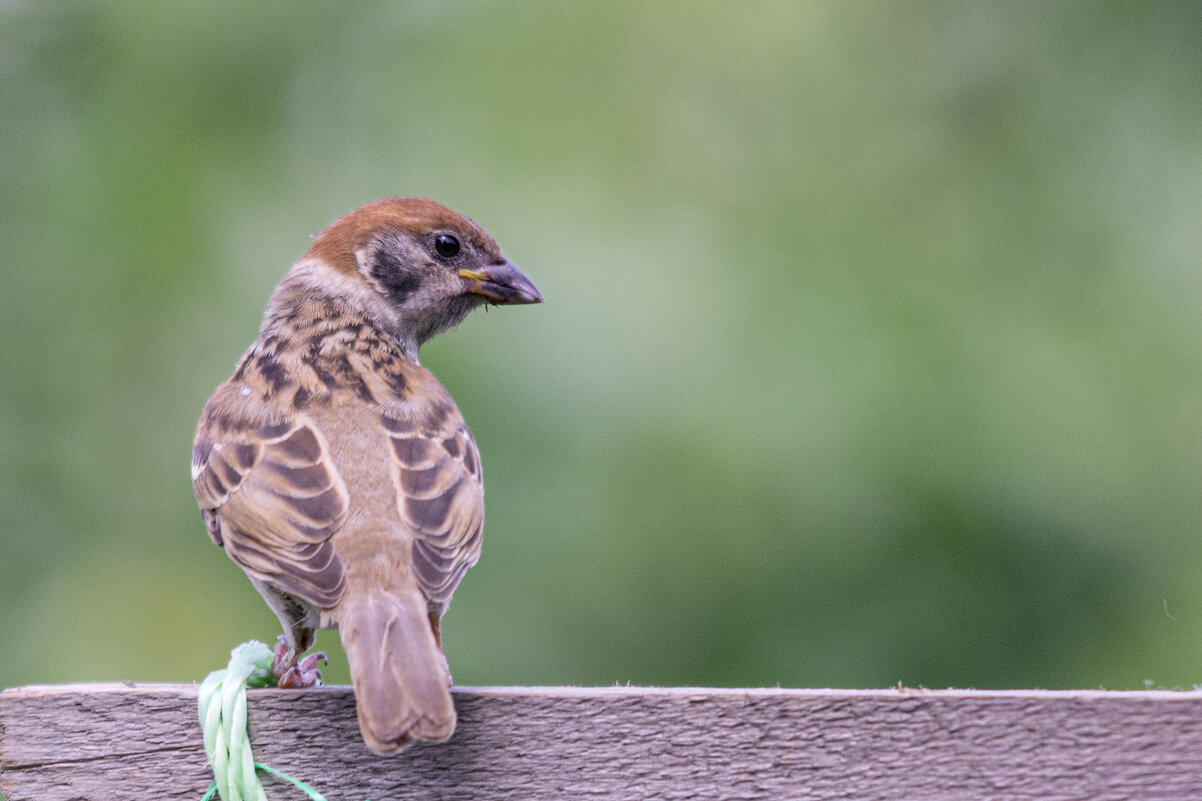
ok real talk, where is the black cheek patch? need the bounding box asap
[371,246,423,303]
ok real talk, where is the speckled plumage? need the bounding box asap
[192,197,541,753]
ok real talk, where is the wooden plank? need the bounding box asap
[3,684,1202,800]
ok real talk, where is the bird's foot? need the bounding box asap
[279,651,326,688]
[272,635,327,689]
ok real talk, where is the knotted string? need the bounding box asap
[197,641,330,801]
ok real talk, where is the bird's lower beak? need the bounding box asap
[458,262,544,305]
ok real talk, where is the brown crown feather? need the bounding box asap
[306,197,503,275]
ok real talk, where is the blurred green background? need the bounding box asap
[2,1,1201,694]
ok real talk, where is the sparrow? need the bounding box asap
[191,197,542,754]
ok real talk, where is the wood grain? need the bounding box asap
[3,684,1202,800]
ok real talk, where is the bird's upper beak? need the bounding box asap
[458,262,544,305]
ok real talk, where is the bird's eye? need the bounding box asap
[434,233,461,259]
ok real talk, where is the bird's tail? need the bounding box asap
[338,591,455,754]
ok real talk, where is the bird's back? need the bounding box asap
[241,291,482,615]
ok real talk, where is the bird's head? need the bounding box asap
[303,197,542,353]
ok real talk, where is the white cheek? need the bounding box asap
[354,248,372,278]
[400,281,446,313]
[287,257,402,331]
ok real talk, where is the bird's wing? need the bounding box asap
[192,382,349,608]
[379,397,484,606]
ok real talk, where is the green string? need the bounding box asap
[198,763,328,801]
[197,640,332,801]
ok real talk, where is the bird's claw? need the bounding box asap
[271,635,292,679]
[272,635,327,688]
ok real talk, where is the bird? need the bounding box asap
[191,197,542,754]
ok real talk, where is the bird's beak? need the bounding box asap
[458,262,544,305]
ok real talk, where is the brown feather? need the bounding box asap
[193,382,350,608]
[339,592,456,752]
[307,197,503,276]
[384,414,484,605]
